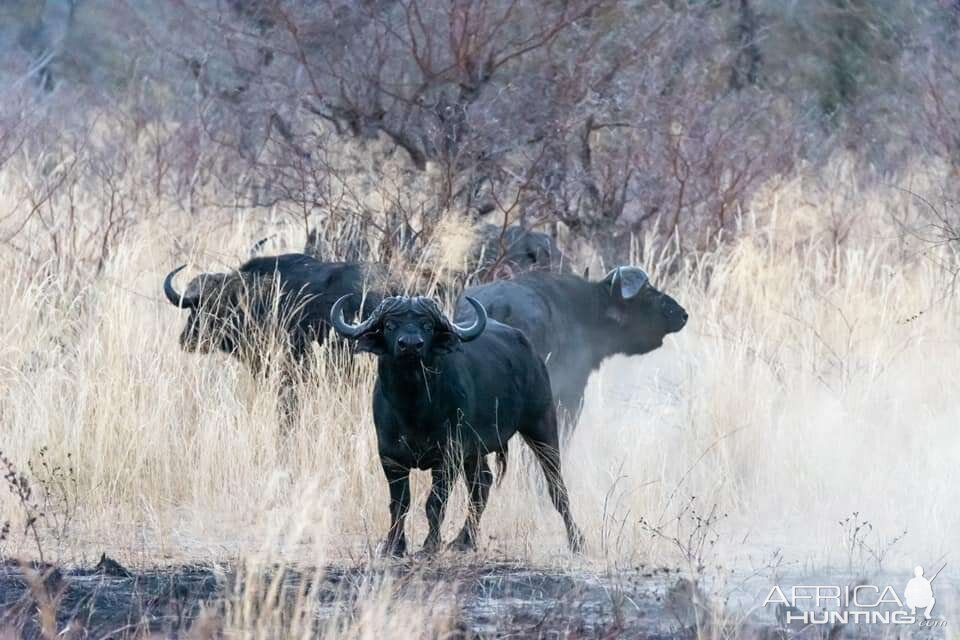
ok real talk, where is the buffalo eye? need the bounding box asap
[420,321,433,332]
[384,320,397,331]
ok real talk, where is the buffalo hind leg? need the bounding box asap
[380,461,411,557]
[421,465,456,554]
[520,412,584,553]
[450,455,492,552]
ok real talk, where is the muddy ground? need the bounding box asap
[0,559,953,638]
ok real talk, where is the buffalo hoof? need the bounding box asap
[417,538,441,557]
[448,533,477,553]
[377,537,406,558]
[568,529,586,554]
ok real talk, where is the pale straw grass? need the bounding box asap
[0,158,957,635]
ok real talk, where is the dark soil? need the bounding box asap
[0,558,953,638]
[0,558,703,638]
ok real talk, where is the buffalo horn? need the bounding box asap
[163,265,199,309]
[451,297,487,342]
[330,294,379,338]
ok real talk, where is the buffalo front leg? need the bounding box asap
[521,413,585,553]
[276,358,311,443]
[276,380,299,440]
[551,367,589,438]
[450,455,492,552]
[421,465,457,554]
[380,460,411,557]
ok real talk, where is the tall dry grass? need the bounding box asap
[0,156,957,635]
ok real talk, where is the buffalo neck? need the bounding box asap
[376,354,449,407]
[582,282,632,369]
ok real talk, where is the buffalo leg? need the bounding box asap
[520,413,584,552]
[422,465,456,553]
[276,364,304,441]
[381,461,411,557]
[276,383,299,438]
[555,387,585,440]
[450,455,492,551]
[555,404,579,441]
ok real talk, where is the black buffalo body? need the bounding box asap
[164,253,387,366]
[305,223,567,281]
[457,266,688,425]
[331,295,583,556]
[163,253,389,423]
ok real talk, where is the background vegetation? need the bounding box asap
[0,1,957,636]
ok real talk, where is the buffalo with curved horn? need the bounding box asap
[163,265,197,309]
[163,253,389,427]
[331,293,583,557]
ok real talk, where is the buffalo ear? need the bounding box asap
[355,332,388,355]
[603,266,650,300]
[431,330,462,354]
[241,274,278,319]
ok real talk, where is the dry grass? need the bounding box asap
[0,156,957,635]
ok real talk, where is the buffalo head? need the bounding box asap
[164,265,276,359]
[601,266,688,354]
[475,224,566,279]
[331,295,486,361]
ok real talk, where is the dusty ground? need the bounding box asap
[0,558,954,638]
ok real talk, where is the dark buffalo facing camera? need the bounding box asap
[330,294,583,557]
[457,266,688,426]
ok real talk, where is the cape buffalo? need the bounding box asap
[305,223,567,281]
[456,266,688,426]
[163,253,387,423]
[330,294,584,557]
[472,223,568,280]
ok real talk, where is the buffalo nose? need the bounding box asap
[660,297,688,329]
[398,336,425,352]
